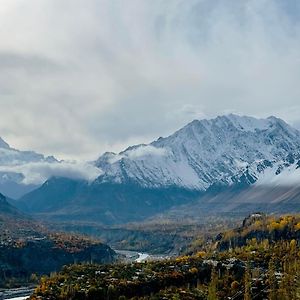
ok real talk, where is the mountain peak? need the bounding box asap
[95,114,300,191]
[214,114,270,131]
[185,114,297,135]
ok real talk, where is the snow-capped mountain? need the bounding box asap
[0,140,57,166]
[96,114,300,191]
[16,114,300,224]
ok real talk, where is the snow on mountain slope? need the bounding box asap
[95,114,300,191]
[0,137,10,149]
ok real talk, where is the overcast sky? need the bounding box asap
[0,0,300,160]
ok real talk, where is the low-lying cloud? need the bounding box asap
[107,145,169,164]
[256,163,300,187]
[0,161,102,185]
[126,145,169,159]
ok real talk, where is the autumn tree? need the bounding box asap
[244,263,251,300]
[208,267,218,300]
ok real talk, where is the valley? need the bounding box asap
[2,0,300,297]
[2,114,300,299]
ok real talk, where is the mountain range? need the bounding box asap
[2,114,300,224]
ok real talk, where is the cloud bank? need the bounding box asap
[0,0,299,159]
[0,161,102,185]
[126,145,169,160]
[256,163,300,187]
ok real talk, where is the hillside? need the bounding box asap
[157,184,300,222]
[0,193,116,288]
[214,213,300,252]
[0,232,116,289]
[0,192,21,216]
[18,178,199,224]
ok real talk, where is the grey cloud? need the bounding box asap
[0,52,61,73]
[0,161,102,185]
[0,0,299,159]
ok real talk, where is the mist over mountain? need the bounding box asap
[14,114,300,224]
[0,139,101,198]
[0,140,57,198]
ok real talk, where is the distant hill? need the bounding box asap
[17,177,199,224]
[0,137,57,198]
[0,192,22,217]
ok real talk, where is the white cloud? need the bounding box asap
[0,161,102,185]
[126,145,169,159]
[107,145,169,163]
[0,0,299,159]
[256,164,300,187]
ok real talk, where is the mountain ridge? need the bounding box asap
[95,114,300,191]
[0,137,101,199]
[0,138,59,198]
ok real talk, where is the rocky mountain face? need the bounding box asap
[15,115,300,224]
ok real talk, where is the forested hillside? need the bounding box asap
[0,193,116,288]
